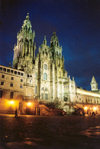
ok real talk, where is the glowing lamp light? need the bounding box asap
[93,107,97,111]
[84,106,88,111]
[27,102,32,107]
[9,100,14,105]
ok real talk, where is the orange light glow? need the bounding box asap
[6,100,18,108]
[93,107,97,111]
[84,106,88,111]
[9,100,14,105]
[27,102,32,107]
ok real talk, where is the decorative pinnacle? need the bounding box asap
[44,35,46,40]
[43,35,47,45]
[91,76,96,83]
[26,13,29,20]
[53,32,56,36]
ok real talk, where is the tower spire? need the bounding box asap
[13,13,36,72]
[43,35,47,45]
[90,76,98,91]
[50,32,59,47]
[26,12,29,20]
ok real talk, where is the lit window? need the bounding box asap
[43,73,47,80]
[44,64,47,70]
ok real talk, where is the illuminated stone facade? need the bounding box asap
[0,65,34,100]
[0,13,100,113]
[13,13,70,102]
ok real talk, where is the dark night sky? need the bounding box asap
[0,0,100,90]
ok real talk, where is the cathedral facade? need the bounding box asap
[0,13,100,114]
[13,13,71,102]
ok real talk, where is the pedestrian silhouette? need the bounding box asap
[15,109,18,118]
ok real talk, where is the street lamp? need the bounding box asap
[84,106,88,111]
[93,106,97,111]
[27,102,32,107]
[9,100,14,105]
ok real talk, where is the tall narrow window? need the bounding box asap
[44,64,47,70]
[1,82,4,85]
[0,90,3,98]
[10,92,14,99]
[2,75,5,78]
[11,77,14,80]
[43,73,47,80]
[45,94,48,100]
[10,83,13,87]
[20,79,23,82]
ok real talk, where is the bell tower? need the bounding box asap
[50,32,62,57]
[13,13,36,73]
[90,76,98,91]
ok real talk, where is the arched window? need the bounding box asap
[45,94,48,100]
[44,64,47,70]
[43,73,47,80]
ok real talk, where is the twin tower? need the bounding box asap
[13,13,36,73]
[13,13,63,73]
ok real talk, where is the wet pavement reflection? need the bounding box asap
[0,114,100,149]
[82,126,100,137]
